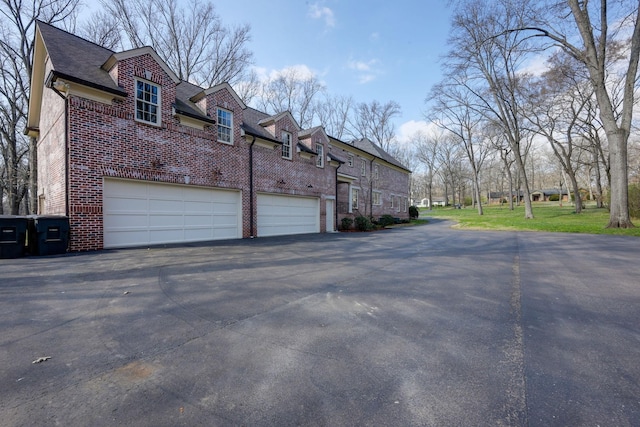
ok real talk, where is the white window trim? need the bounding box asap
[134,78,161,126]
[374,164,379,181]
[348,155,354,167]
[316,143,324,168]
[217,107,233,145]
[373,191,382,206]
[360,160,366,177]
[351,187,360,210]
[282,131,292,160]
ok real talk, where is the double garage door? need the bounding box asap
[103,179,241,248]
[103,180,320,248]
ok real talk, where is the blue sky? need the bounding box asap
[214,1,453,143]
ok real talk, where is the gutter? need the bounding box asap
[370,158,375,218]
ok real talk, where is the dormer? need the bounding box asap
[258,111,300,160]
[299,126,330,167]
[190,82,246,144]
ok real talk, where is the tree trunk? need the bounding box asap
[513,151,533,218]
[606,130,633,228]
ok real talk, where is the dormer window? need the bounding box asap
[217,107,233,144]
[316,143,324,168]
[135,79,160,126]
[282,131,292,159]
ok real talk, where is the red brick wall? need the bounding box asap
[37,58,67,216]
[252,118,335,233]
[64,55,253,250]
[37,52,408,250]
[331,143,410,226]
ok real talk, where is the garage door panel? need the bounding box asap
[257,194,319,237]
[104,179,241,248]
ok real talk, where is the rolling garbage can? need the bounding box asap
[27,216,69,256]
[0,216,28,259]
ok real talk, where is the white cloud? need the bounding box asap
[519,54,550,77]
[396,120,441,145]
[268,64,317,81]
[308,3,335,27]
[347,58,381,84]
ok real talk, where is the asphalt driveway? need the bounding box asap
[1,219,639,426]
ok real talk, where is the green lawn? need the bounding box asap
[421,203,640,236]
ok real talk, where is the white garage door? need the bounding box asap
[257,193,319,237]
[103,179,241,248]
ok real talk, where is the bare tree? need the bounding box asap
[351,100,401,152]
[78,9,121,50]
[100,0,254,88]
[523,51,595,213]
[256,67,325,128]
[414,129,443,210]
[442,0,538,219]
[510,0,639,227]
[0,0,79,214]
[431,79,492,215]
[314,94,355,139]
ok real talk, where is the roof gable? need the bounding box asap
[102,47,180,84]
[258,111,301,131]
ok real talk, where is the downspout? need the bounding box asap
[49,79,70,217]
[249,135,256,237]
[369,158,374,218]
[335,161,341,230]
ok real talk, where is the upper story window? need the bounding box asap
[135,79,160,125]
[360,160,366,177]
[282,131,292,159]
[316,143,324,168]
[217,108,233,144]
[348,155,354,167]
[374,165,379,180]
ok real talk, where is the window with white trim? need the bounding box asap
[217,108,233,144]
[374,164,379,180]
[316,143,324,167]
[135,79,160,125]
[373,191,381,206]
[348,155,354,167]
[404,197,408,212]
[352,188,359,210]
[360,160,366,176]
[282,131,292,159]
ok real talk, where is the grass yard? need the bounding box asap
[421,203,640,236]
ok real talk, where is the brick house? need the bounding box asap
[26,22,410,251]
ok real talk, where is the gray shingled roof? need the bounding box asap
[38,21,124,95]
[242,107,282,143]
[38,21,210,123]
[348,138,410,172]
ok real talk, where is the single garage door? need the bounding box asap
[103,179,241,248]
[257,193,319,237]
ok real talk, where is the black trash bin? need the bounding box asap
[0,216,28,259]
[28,216,69,256]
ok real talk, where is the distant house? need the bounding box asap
[487,191,526,204]
[26,22,411,251]
[531,189,569,202]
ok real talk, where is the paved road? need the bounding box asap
[1,219,639,426]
